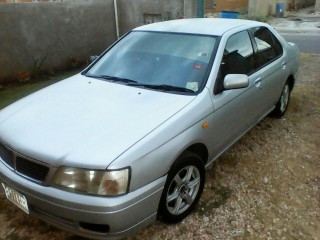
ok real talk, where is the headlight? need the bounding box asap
[52,166,130,196]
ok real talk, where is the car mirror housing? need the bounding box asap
[223,74,249,90]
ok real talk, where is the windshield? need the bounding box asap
[86,31,217,94]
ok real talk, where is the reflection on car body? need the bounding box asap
[0,18,299,239]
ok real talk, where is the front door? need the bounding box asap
[209,30,263,158]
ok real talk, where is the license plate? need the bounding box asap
[2,183,29,214]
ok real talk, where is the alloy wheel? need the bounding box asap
[166,165,201,215]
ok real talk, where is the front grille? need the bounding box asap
[16,157,49,182]
[0,142,49,183]
[0,143,14,168]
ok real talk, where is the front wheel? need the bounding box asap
[157,151,205,223]
[271,81,291,118]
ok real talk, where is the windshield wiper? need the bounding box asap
[85,74,137,84]
[127,83,195,93]
[85,75,195,93]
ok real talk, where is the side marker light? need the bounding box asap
[202,122,208,129]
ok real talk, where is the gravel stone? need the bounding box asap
[262,176,269,184]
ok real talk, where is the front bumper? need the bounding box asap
[0,161,166,239]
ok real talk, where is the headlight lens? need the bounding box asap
[52,167,130,196]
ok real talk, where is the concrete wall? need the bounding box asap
[0,0,116,83]
[292,0,316,9]
[249,0,316,17]
[316,0,320,11]
[117,0,184,35]
[267,0,316,14]
[0,0,185,84]
[249,0,288,17]
[216,0,248,13]
[184,0,197,18]
[248,0,271,17]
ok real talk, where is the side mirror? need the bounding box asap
[224,74,249,90]
[89,55,98,63]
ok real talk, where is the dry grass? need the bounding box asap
[1,54,319,240]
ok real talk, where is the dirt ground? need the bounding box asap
[0,54,319,240]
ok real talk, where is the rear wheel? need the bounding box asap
[272,81,291,118]
[158,151,205,223]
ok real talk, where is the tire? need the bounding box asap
[272,81,291,118]
[157,151,205,223]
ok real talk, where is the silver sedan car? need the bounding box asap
[0,19,299,239]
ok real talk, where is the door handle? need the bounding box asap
[254,77,262,88]
[281,61,286,70]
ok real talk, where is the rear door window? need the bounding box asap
[251,27,283,69]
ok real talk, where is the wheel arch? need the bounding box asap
[287,74,295,91]
[183,143,209,165]
[157,146,206,223]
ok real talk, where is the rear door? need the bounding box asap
[250,26,288,114]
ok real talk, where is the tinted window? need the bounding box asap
[272,33,283,56]
[252,27,283,68]
[215,31,254,93]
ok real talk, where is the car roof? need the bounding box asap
[134,18,264,36]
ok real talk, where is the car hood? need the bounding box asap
[0,75,196,169]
